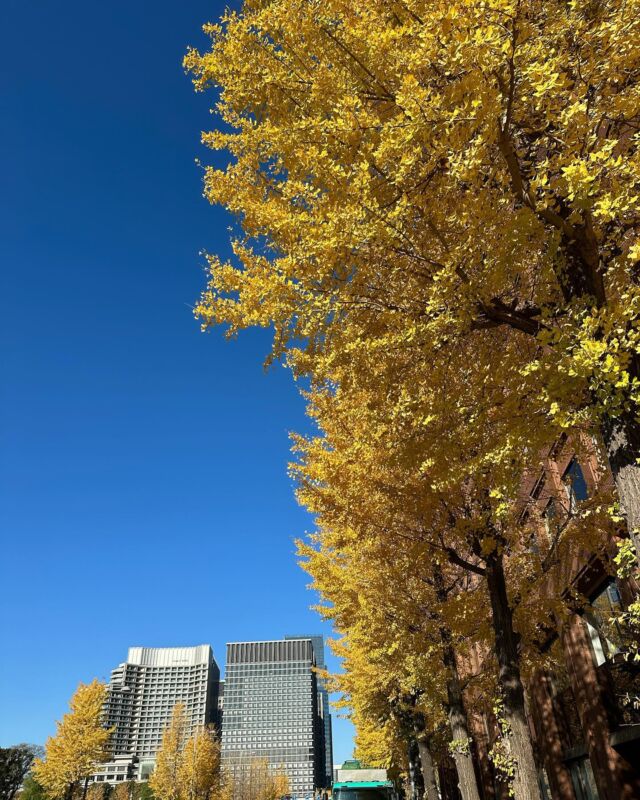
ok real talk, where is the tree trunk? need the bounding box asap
[434,565,482,800]
[442,644,482,800]
[416,739,439,800]
[601,410,640,564]
[82,778,89,800]
[485,549,542,800]
[408,741,423,800]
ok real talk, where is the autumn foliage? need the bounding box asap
[150,706,223,800]
[33,682,112,800]
[185,1,640,798]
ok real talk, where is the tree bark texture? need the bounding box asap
[485,550,542,800]
[433,563,483,800]
[409,740,425,800]
[601,410,640,564]
[441,644,482,800]
[438,759,464,800]
[559,225,640,565]
[416,739,439,800]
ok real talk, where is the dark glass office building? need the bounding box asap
[221,638,329,798]
[285,635,333,789]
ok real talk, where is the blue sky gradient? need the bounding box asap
[0,0,354,763]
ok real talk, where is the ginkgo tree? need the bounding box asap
[184,0,639,796]
[150,705,223,800]
[227,759,289,800]
[33,682,112,800]
[293,339,616,800]
[300,533,484,800]
[186,0,640,553]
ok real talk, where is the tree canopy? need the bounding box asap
[185,1,640,797]
[150,706,223,800]
[33,682,112,800]
[0,745,43,800]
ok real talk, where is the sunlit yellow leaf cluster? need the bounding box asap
[34,682,112,800]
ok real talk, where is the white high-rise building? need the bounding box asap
[92,645,220,783]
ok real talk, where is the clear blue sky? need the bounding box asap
[0,0,354,763]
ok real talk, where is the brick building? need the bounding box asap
[460,437,640,800]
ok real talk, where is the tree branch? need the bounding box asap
[444,546,486,577]
[471,298,545,336]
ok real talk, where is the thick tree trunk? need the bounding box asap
[438,759,464,800]
[601,410,640,564]
[416,739,439,800]
[485,550,542,800]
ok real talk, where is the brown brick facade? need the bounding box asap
[465,437,640,799]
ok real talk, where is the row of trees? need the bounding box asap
[84,782,153,800]
[220,761,289,800]
[150,705,223,800]
[151,706,289,800]
[24,687,288,800]
[184,0,640,798]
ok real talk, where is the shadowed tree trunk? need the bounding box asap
[485,548,541,800]
[433,565,482,800]
[441,642,482,800]
[438,757,464,800]
[415,737,439,800]
[408,740,425,800]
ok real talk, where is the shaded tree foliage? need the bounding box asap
[0,746,43,800]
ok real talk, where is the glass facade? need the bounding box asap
[221,639,326,798]
[568,756,600,800]
[285,635,333,788]
[563,458,589,511]
[584,581,624,667]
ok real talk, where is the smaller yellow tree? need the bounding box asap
[111,783,133,800]
[149,706,187,800]
[178,728,221,800]
[213,774,234,800]
[33,681,112,800]
[151,706,223,800]
[231,759,289,800]
[265,769,289,800]
[86,784,110,800]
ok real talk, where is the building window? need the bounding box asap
[584,581,624,667]
[527,528,541,556]
[536,768,554,800]
[543,497,559,538]
[563,459,589,512]
[567,756,600,800]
